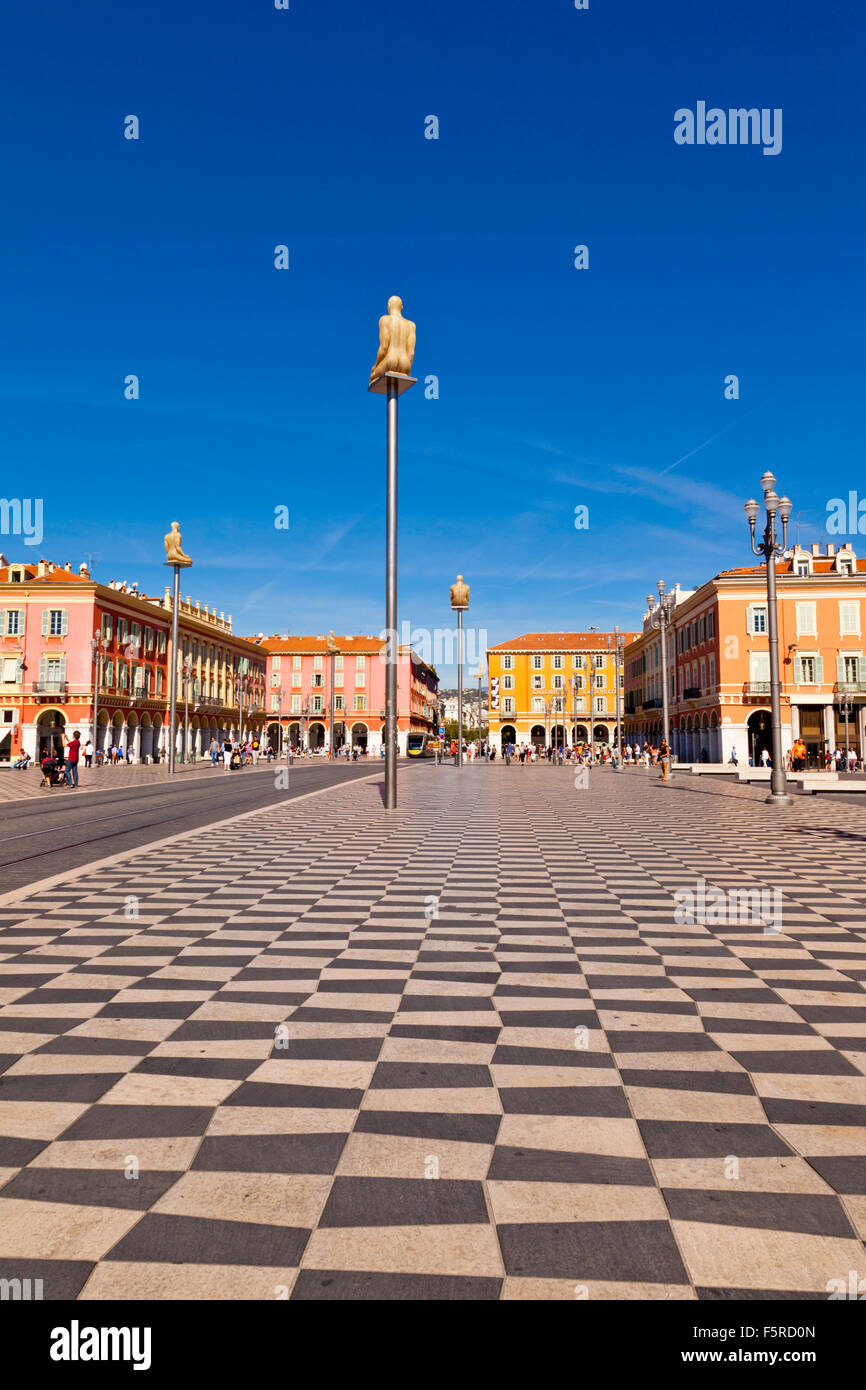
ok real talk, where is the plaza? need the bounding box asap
[0,763,864,1300]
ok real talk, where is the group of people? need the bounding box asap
[38,730,83,789]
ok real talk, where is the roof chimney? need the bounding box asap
[827,543,836,557]
[37,560,48,577]
[64,561,72,572]
[811,543,820,556]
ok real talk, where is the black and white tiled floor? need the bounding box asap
[0,764,865,1299]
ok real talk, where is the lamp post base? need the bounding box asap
[765,791,793,806]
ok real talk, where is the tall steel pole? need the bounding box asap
[477,671,482,759]
[385,380,399,803]
[167,564,180,775]
[615,627,623,770]
[457,608,464,768]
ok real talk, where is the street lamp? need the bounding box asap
[745,473,793,805]
[473,668,484,761]
[608,627,625,770]
[90,628,102,765]
[451,575,469,768]
[647,581,676,760]
[182,654,193,763]
[327,630,337,760]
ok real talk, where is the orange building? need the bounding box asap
[624,542,866,766]
[487,632,638,754]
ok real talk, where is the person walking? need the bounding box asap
[210,737,219,767]
[83,738,93,769]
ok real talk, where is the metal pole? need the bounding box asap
[844,702,850,770]
[764,525,788,802]
[168,565,180,774]
[385,379,398,806]
[184,668,189,764]
[457,609,463,769]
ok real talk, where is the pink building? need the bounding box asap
[253,634,438,754]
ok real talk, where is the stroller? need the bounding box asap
[40,755,67,788]
[229,748,242,771]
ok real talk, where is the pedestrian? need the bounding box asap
[64,730,81,789]
[761,747,771,769]
[40,749,57,789]
[210,738,219,767]
[659,737,670,782]
[83,738,93,769]
[223,740,232,772]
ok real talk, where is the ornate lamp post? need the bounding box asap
[647,581,676,760]
[451,575,469,768]
[473,668,484,760]
[182,654,193,762]
[745,473,793,805]
[90,628,102,764]
[607,627,625,769]
[327,630,338,760]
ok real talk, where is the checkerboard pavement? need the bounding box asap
[1,764,865,1301]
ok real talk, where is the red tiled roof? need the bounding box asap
[0,563,92,584]
[490,631,641,652]
[720,557,866,577]
[252,635,386,654]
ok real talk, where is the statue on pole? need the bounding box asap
[369,296,416,386]
[164,521,193,567]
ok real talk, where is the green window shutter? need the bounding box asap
[41,609,50,635]
[61,610,68,635]
[859,657,866,683]
[837,656,847,682]
[815,657,824,685]
[38,656,46,686]
[793,657,803,683]
[0,611,5,636]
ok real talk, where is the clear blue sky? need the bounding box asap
[1,1,863,680]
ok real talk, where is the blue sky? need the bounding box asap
[1,1,863,680]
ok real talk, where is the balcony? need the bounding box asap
[836,681,866,695]
[31,680,68,697]
[683,686,701,700]
[742,682,770,702]
[641,698,662,710]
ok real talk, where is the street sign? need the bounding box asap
[439,725,445,738]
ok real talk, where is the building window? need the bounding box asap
[271,654,281,671]
[312,672,323,687]
[796,602,817,636]
[502,674,514,690]
[270,673,281,687]
[313,654,323,671]
[553,675,563,690]
[2,657,19,683]
[291,695,300,714]
[292,655,301,669]
[1,609,23,636]
[531,674,543,691]
[43,609,68,636]
[355,669,365,686]
[796,559,810,576]
[840,601,860,635]
[574,654,585,669]
[354,694,366,711]
[271,694,280,711]
[552,654,563,670]
[748,605,768,635]
[502,697,514,713]
[707,611,715,639]
[698,617,705,643]
[335,654,343,670]
[595,697,604,712]
[101,614,112,640]
[532,655,543,670]
[335,695,344,711]
[312,695,323,713]
[531,697,544,713]
[794,654,821,684]
[502,654,513,670]
[356,654,365,670]
[594,674,604,688]
[144,627,154,650]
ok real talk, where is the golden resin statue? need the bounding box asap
[164,522,193,567]
[369,296,416,386]
[450,575,470,610]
